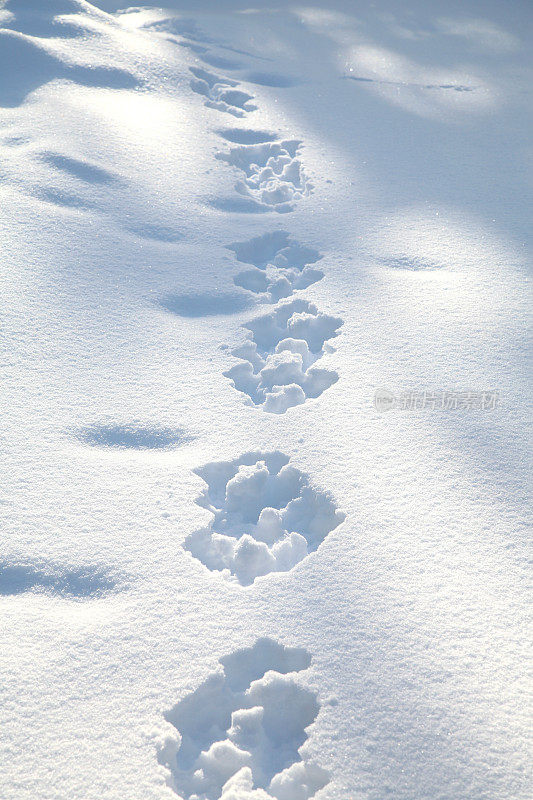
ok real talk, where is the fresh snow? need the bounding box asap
[0,1,531,799]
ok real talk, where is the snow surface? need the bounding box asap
[0,1,531,799]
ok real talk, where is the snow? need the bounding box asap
[0,1,531,799]
[161,639,327,799]
[225,298,343,411]
[184,453,344,585]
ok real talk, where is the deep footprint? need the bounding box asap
[229,230,324,302]
[224,299,342,413]
[160,638,329,799]
[190,66,257,117]
[216,139,312,212]
[184,451,344,585]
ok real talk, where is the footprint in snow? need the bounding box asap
[216,128,279,145]
[224,299,342,413]
[228,230,324,303]
[189,66,257,117]
[215,138,312,213]
[159,638,329,800]
[184,451,344,586]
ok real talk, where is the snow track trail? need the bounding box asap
[1,2,531,800]
[165,18,342,790]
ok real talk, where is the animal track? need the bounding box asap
[184,451,344,585]
[160,638,329,799]
[216,140,312,212]
[190,66,257,117]
[229,231,324,302]
[224,299,342,413]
